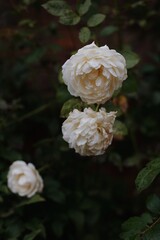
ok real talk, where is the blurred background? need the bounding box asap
[0,0,160,239]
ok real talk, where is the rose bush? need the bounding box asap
[62,108,116,156]
[62,42,127,104]
[7,160,43,198]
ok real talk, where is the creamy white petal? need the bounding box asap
[62,42,127,104]
[7,161,44,198]
[62,108,116,156]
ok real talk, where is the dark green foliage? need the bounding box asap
[87,14,106,27]
[121,195,160,240]
[79,27,91,43]
[121,213,152,239]
[60,98,88,118]
[113,120,128,137]
[135,158,160,192]
[42,0,80,25]
[59,10,80,25]
[78,0,92,16]
[42,1,69,17]
[146,194,160,215]
[143,223,160,240]
[122,49,140,69]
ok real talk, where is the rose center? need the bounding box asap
[79,67,106,90]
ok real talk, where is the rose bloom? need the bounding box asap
[62,42,127,104]
[62,108,116,156]
[7,161,43,198]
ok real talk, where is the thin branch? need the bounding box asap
[140,216,160,238]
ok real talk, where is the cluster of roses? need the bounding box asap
[7,42,127,198]
[62,42,127,156]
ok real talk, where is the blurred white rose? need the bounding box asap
[62,42,127,104]
[62,108,116,156]
[7,161,43,198]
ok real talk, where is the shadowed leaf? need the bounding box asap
[87,14,106,27]
[135,158,160,192]
[78,0,91,16]
[79,27,91,43]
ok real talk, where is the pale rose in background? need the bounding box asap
[7,161,43,198]
[62,42,127,104]
[62,108,116,156]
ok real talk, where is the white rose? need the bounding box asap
[62,42,127,104]
[7,160,43,198]
[62,108,116,156]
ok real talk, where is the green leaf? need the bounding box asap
[60,98,87,118]
[59,9,80,25]
[42,0,69,17]
[18,19,36,28]
[143,223,160,240]
[122,50,140,69]
[100,25,118,36]
[146,194,160,215]
[56,86,71,104]
[135,158,160,192]
[25,221,46,239]
[121,213,152,239]
[122,73,138,94]
[104,101,122,117]
[78,0,91,16]
[16,195,45,208]
[42,0,80,25]
[87,14,106,27]
[79,27,91,43]
[131,1,146,9]
[58,71,64,84]
[113,120,128,136]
